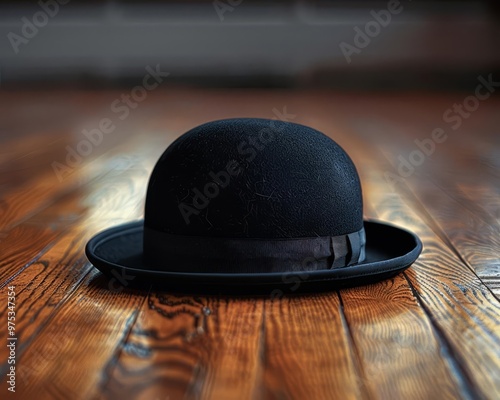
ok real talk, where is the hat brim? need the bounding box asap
[85,220,422,294]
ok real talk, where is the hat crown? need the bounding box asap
[145,118,363,238]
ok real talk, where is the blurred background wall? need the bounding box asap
[0,0,499,90]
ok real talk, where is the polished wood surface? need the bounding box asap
[0,89,499,400]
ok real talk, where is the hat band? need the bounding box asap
[143,226,366,273]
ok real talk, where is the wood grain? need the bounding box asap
[340,278,464,400]
[335,97,500,295]
[101,293,366,400]
[0,90,499,400]
[293,114,480,400]
[100,295,264,400]
[0,135,160,397]
[259,294,364,400]
[325,119,500,398]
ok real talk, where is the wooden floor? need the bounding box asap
[0,89,499,400]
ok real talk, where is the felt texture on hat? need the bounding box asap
[145,118,363,238]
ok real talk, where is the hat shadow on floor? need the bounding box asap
[86,265,406,297]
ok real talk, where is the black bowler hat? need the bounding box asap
[86,118,422,292]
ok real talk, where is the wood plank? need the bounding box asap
[99,295,264,400]
[100,293,366,400]
[406,124,500,292]
[392,175,500,296]
[335,94,500,294]
[340,277,465,400]
[0,139,159,398]
[1,89,499,399]
[0,88,158,231]
[327,119,500,398]
[0,138,93,231]
[11,269,145,399]
[203,297,263,400]
[260,294,364,400]
[370,190,500,399]
[0,152,147,284]
[0,226,93,381]
[285,115,468,400]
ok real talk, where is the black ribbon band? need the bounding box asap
[143,226,366,273]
